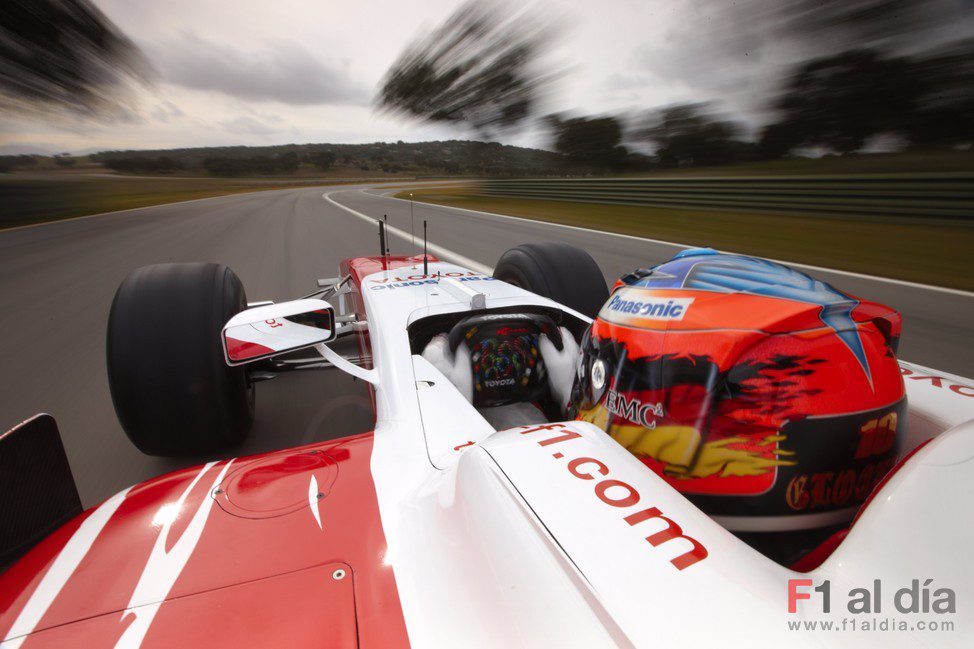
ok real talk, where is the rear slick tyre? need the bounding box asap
[493,243,609,319]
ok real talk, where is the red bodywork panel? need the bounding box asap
[0,432,409,649]
[339,254,438,412]
[8,563,359,648]
[341,254,438,319]
[343,255,438,290]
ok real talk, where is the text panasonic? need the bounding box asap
[605,293,694,321]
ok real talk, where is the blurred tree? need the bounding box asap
[277,151,299,173]
[548,115,632,170]
[768,50,921,154]
[638,104,751,167]
[756,122,802,160]
[103,156,183,173]
[907,39,974,149]
[309,151,337,170]
[655,0,972,158]
[0,0,147,117]
[0,155,37,171]
[93,140,563,177]
[770,0,965,52]
[688,0,971,68]
[375,0,559,137]
[202,155,300,176]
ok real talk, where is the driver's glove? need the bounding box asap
[421,334,474,403]
[538,326,579,416]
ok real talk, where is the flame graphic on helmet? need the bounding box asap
[579,403,796,479]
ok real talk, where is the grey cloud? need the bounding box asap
[150,100,185,122]
[218,114,285,135]
[630,26,803,124]
[602,73,654,92]
[152,33,369,105]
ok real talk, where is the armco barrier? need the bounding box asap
[476,175,974,219]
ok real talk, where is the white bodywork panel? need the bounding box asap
[222,298,335,364]
[353,260,973,648]
[817,421,974,633]
[899,360,974,450]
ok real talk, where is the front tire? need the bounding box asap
[493,243,608,319]
[107,263,254,456]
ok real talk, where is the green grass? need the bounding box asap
[0,173,397,230]
[396,186,974,291]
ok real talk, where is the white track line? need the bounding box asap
[373,189,974,298]
[323,191,493,275]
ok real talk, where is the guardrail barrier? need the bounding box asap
[476,175,974,219]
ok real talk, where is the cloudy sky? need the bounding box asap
[2,0,970,153]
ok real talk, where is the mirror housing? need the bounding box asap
[222,299,336,366]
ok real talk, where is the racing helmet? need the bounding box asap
[570,249,907,542]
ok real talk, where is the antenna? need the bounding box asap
[383,215,389,254]
[409,193,415,257]
[423,220,428,275]
[378,220,387,263]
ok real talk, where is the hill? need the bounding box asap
[86,140,563,177]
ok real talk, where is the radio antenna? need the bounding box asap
[383,215,389,254]
[378,220,387,263]
[409,193,416,257]
[423,220,428,275]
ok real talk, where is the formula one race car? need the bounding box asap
[1,239,972,648]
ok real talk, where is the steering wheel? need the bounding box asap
[447,312,563,355]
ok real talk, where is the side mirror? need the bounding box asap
[222,299,336,366]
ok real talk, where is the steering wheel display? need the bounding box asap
[447,313,559,407]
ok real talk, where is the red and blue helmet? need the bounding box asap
[571,249,906,536]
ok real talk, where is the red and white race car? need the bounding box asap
[1,240,972,648]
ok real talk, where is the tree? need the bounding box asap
[0,0,148,116]
[756,122,802,160]
[309,151,337,170]
[0,155,37,171]
[103,156,184,173]
[638,104,751,167]
[277,151,299,173]
[767,50,921,154]
[548,115,632,171]
[906,39,974,149]
[768,0,964,52]
[375,0,559,137]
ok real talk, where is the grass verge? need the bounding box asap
[0,174,397,230]
[395,186,974,291]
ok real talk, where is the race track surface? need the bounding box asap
[1,184,971,506]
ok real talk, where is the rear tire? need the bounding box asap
[493,243,608,319]
[107,263,254,456]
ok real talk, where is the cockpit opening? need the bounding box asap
[409,306,588,429]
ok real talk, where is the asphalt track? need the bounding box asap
[1,184,971,507]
